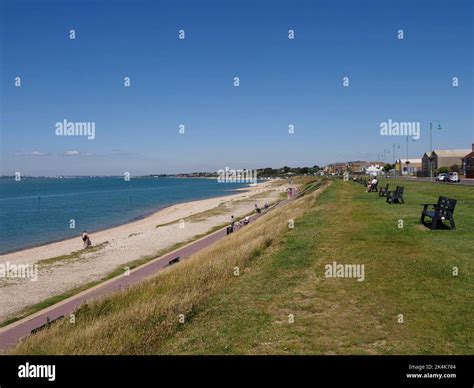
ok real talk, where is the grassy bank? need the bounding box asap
[1,182,290,329]
[11,179,473,354]
[10,180,326,354]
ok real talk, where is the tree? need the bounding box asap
[438,166,449,174]
[450,164,460,173]
[300,167,309,175]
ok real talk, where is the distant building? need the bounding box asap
[421,153,431,177]
[365,162,385,176]
[324,162,347,174]
[422,149,471,176]
[347,161,369,173]
[324,161,386,175]
[463,144,474,179]
[396,159,422,176]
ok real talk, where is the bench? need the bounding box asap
[168,256,180,266]
[386,186,404,204]
[420,196,457,230]
[31,315,64,335]
[378,183,389,197]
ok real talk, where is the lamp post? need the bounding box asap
[406,136,417,176]
[392,144,398,163]
[406,135,409,160]
[392,143,400,177]
[429,120,442,181]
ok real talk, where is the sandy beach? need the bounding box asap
[0,180,288,323]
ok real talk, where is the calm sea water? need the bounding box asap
[0,177,250,254]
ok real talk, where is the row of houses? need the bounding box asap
[396,145,474,178]
[324,144,474,178]
[324,161,386,175]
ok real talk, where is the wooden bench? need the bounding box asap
[31,315,64,334]
[386,186,404,204]
[168,256,180,266]
[420,196,457,230]
[378,183,389,197]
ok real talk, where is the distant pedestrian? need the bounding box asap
[82,231,91,249]
[264,202,269,212]
[287,188,293,199]
[231,215,237,228]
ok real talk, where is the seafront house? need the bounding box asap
[462,144,474,178]
[347,161,369,174]
[396,158,422,176]
[421,149,471,177]
[365,162,385,176]
[324,162,348,175]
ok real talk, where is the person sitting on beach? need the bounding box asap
[367,176,378,192]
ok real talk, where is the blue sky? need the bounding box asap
[1,0,473,175]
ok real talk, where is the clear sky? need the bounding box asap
[1,0,473,175]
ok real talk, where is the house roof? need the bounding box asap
[432,149,471,158]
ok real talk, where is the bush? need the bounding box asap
[450,164,460,173]
[438,166,449,174]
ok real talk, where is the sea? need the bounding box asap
[0,177,251,254]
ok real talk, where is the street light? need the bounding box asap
[392,143,400,177]
[392,143,400,163]
[405,136,417,176]
[429,120,442,181]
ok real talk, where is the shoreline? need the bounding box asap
[0,180,285,322]
[0,186,248,256]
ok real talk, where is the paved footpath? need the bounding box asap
[0,198,290,351]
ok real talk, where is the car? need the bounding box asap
[448,172,461,183]
[435,173,449,182]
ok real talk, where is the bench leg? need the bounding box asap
[420,212,426,225]
[449,216,456,230]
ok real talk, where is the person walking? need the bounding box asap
[82,231,92,249]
